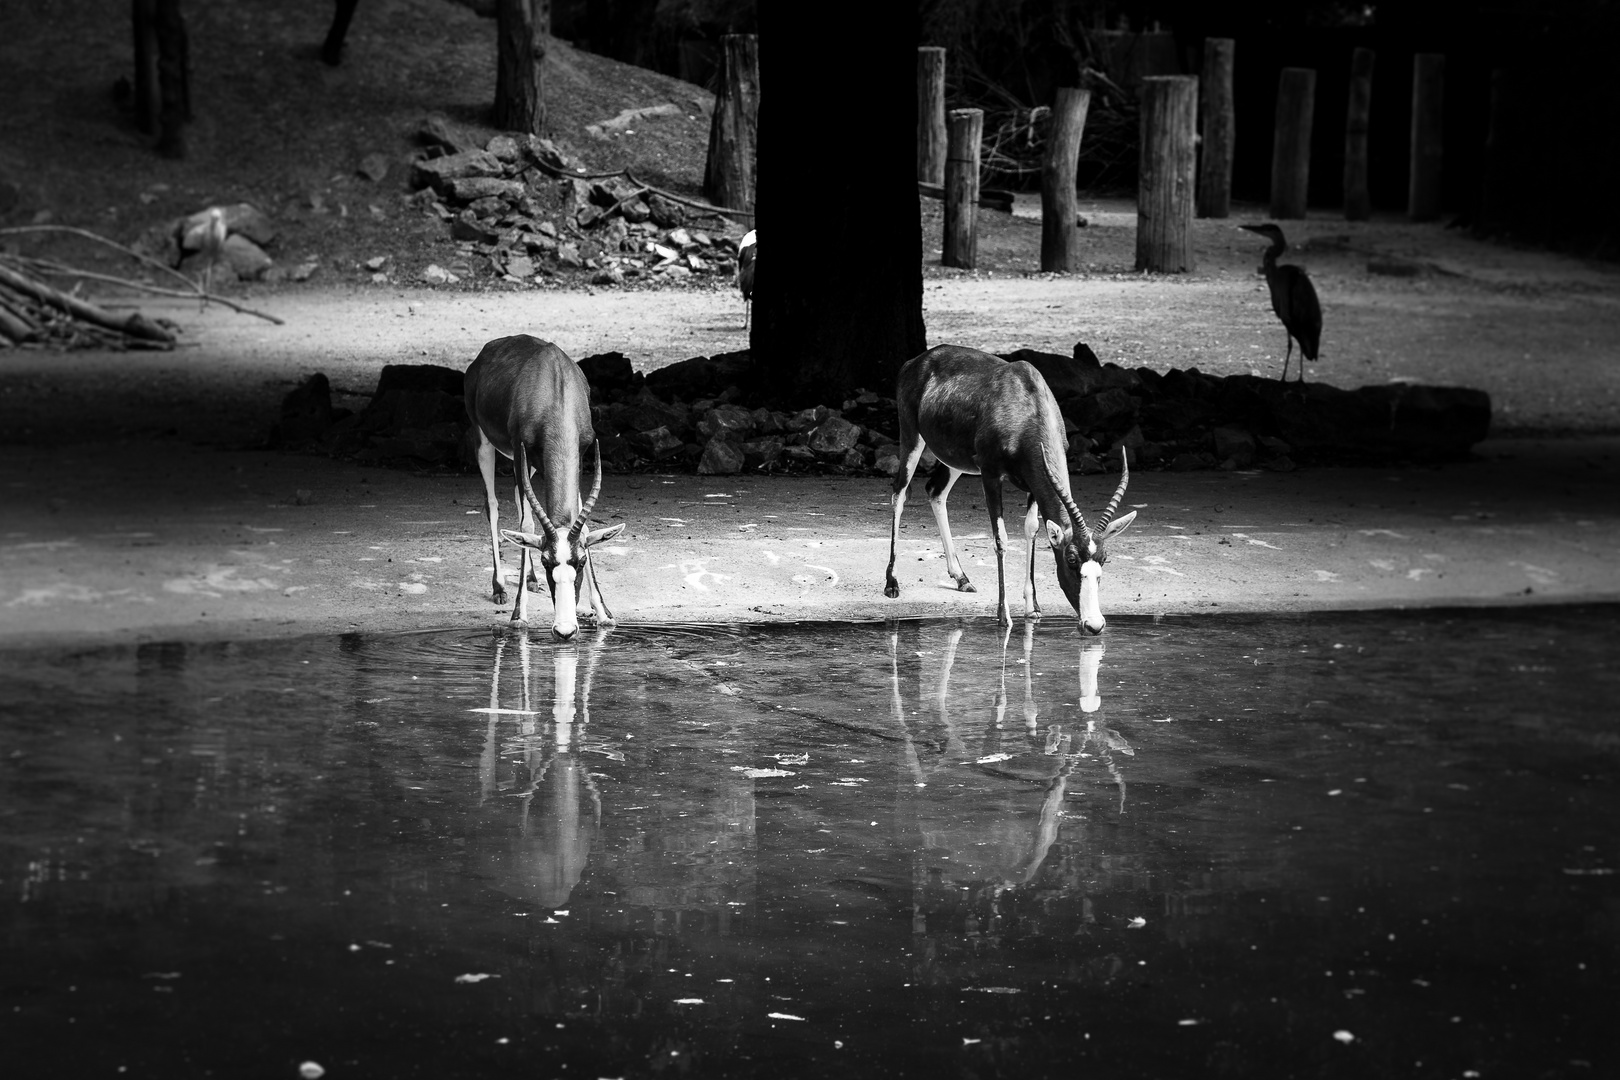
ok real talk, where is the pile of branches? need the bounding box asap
[0,225,280,349]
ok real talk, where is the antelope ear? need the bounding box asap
[583,522,627,547]
[1045,520,1065,548]
[500,528,546,549]
[1098,510,1137,541]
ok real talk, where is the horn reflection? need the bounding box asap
[471,627,613,909]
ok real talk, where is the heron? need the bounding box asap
[736,229,756,329]
[1241,223,1321,382]
[197,206,228,301]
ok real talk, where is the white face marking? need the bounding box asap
[549,562,579,638]
[1079,560,1104,633]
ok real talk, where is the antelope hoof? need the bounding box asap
[491,585,508,605]
[884,579,900,599]
[956,578,977,593]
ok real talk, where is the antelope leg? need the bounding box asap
[1021,496,1043,619]
[981,473,1010,625]
[927,463,974,592]
[476,436,506,605]
[884,437,928,598]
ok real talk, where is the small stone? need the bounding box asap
[873,447,902,476]
[421,264,460,285]
[590,266,624,286]
[290,261,319,282]
[556,243,582,268]
[808,416,862,456]
[505,254,535,279]
[697,436,745,475]
[357,153,391,182]
[364,255,389,271]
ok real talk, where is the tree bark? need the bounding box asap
[1343,47,1375,221]
[1480,67,1515,233]
[132,0,159,134]
[1269,67,1316,220]
[1136,76,1197,273]
[751,3,926,406]
[943,108,983,270]
[152,0,189,159]
[1040,88,1090,271]
[916,47,947,185]
[1196,38,1234,219]
[493,0,548,135]
[703,35,759,212]
[322,0,360,67]
[1408,53,1445,222]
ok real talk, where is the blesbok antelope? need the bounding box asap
[883,344,1136,633]
[464,335,626,639]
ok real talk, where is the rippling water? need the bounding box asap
[2,609,1616,1077]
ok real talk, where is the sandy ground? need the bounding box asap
[3,201,1619,647]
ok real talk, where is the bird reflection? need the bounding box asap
[471,627,612,909]
[890,619,1132,892]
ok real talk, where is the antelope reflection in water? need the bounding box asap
[470,628,613,909]
[890,620,1132,891]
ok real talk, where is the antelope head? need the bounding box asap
[1047,447,1137,636]
[501,444,627,640]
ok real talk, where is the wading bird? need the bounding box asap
[736,229,756,329]
[1241,223,1322,382]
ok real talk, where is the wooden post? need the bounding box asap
[943,108,983,269]
[1409,53,1445,222]
[917,47,947,185]
[703,34,760,212]
[1269,67,1316,219]
[1197,38,1235,219]
[493,0,547,135]
[1040,88,1091,271]
[1343,47,1375,221]
[1135,76,1198,273]
[1480,67,1513,232]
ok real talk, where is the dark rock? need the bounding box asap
[872,445,903,476]
[1212,424,1257,466]
[808,416,862,456]
[1169,451,1218,471]
[697,436,745,475]
[589,266,624,286]
[643,350,752,402]
[268,373,335,448]
[599,432,639,470]
[626,426,684,459]
[444,176,526,203]
[375,364,465,398]
[411,150,504,193]
[578,352,639,398]
[357,153,391,182]
[697,404,757,441]
[742,435,785,471]
[1140,397,1217,432]
[450,210,499,244]
[646,193,685,228]
[609,393,690,439]
[415,113,482,155]
[1066,387,1139,433]
[837,448,868,470]
[1000,347,1107,400]
[485,134,521,162]
[783,445,817,463]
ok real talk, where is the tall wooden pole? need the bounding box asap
[493,0,547,135]
[943,108,983,268]
[1040,88,1090,271]
[1197,38,1235,219]
[1343,47,1375,221]
[1409,53,1445,222]
[1136,76,1198,273]
[1480,67,1513,232]
[704,34,760,212]
[917,47,948,185]
[1269,67,1316,219]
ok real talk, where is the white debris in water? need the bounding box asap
[962,1038,982,1046]
[773,753,809,766]
[732,767,794,778]
[964,987,1021,994]
[976,753,1012,764]
[299,1063,325,1079]
[1333,1030,1355,1044]
[1178,1019,1201,1026]
[674,998,706,1005]
[1127,917,1147,929]
[768,1012,806,1021]
[454,973,499,984]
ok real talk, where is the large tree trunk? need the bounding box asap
[493,0,548,134]
[751,5,926,405]
[703,34,759,212]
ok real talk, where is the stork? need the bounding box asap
[1241,223,1322,382]
[736,229,756,329]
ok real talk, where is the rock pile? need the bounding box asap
[405,120,743,286]
[136,203,279,282]
[270,342,1491,475]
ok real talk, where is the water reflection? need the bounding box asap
[0,610,1615,1079]
[471,629,612,909]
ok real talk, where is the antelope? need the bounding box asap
[464,335,626,639]
[883,344,1136,633]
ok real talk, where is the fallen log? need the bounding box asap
[0,262,175,346]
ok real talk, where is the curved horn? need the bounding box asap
[516,443,560,543]
[1095,445,1131,531]
[1059,490,1093,543]
[568,441,604,543]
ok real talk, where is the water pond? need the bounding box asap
[2,607,1616,1078]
